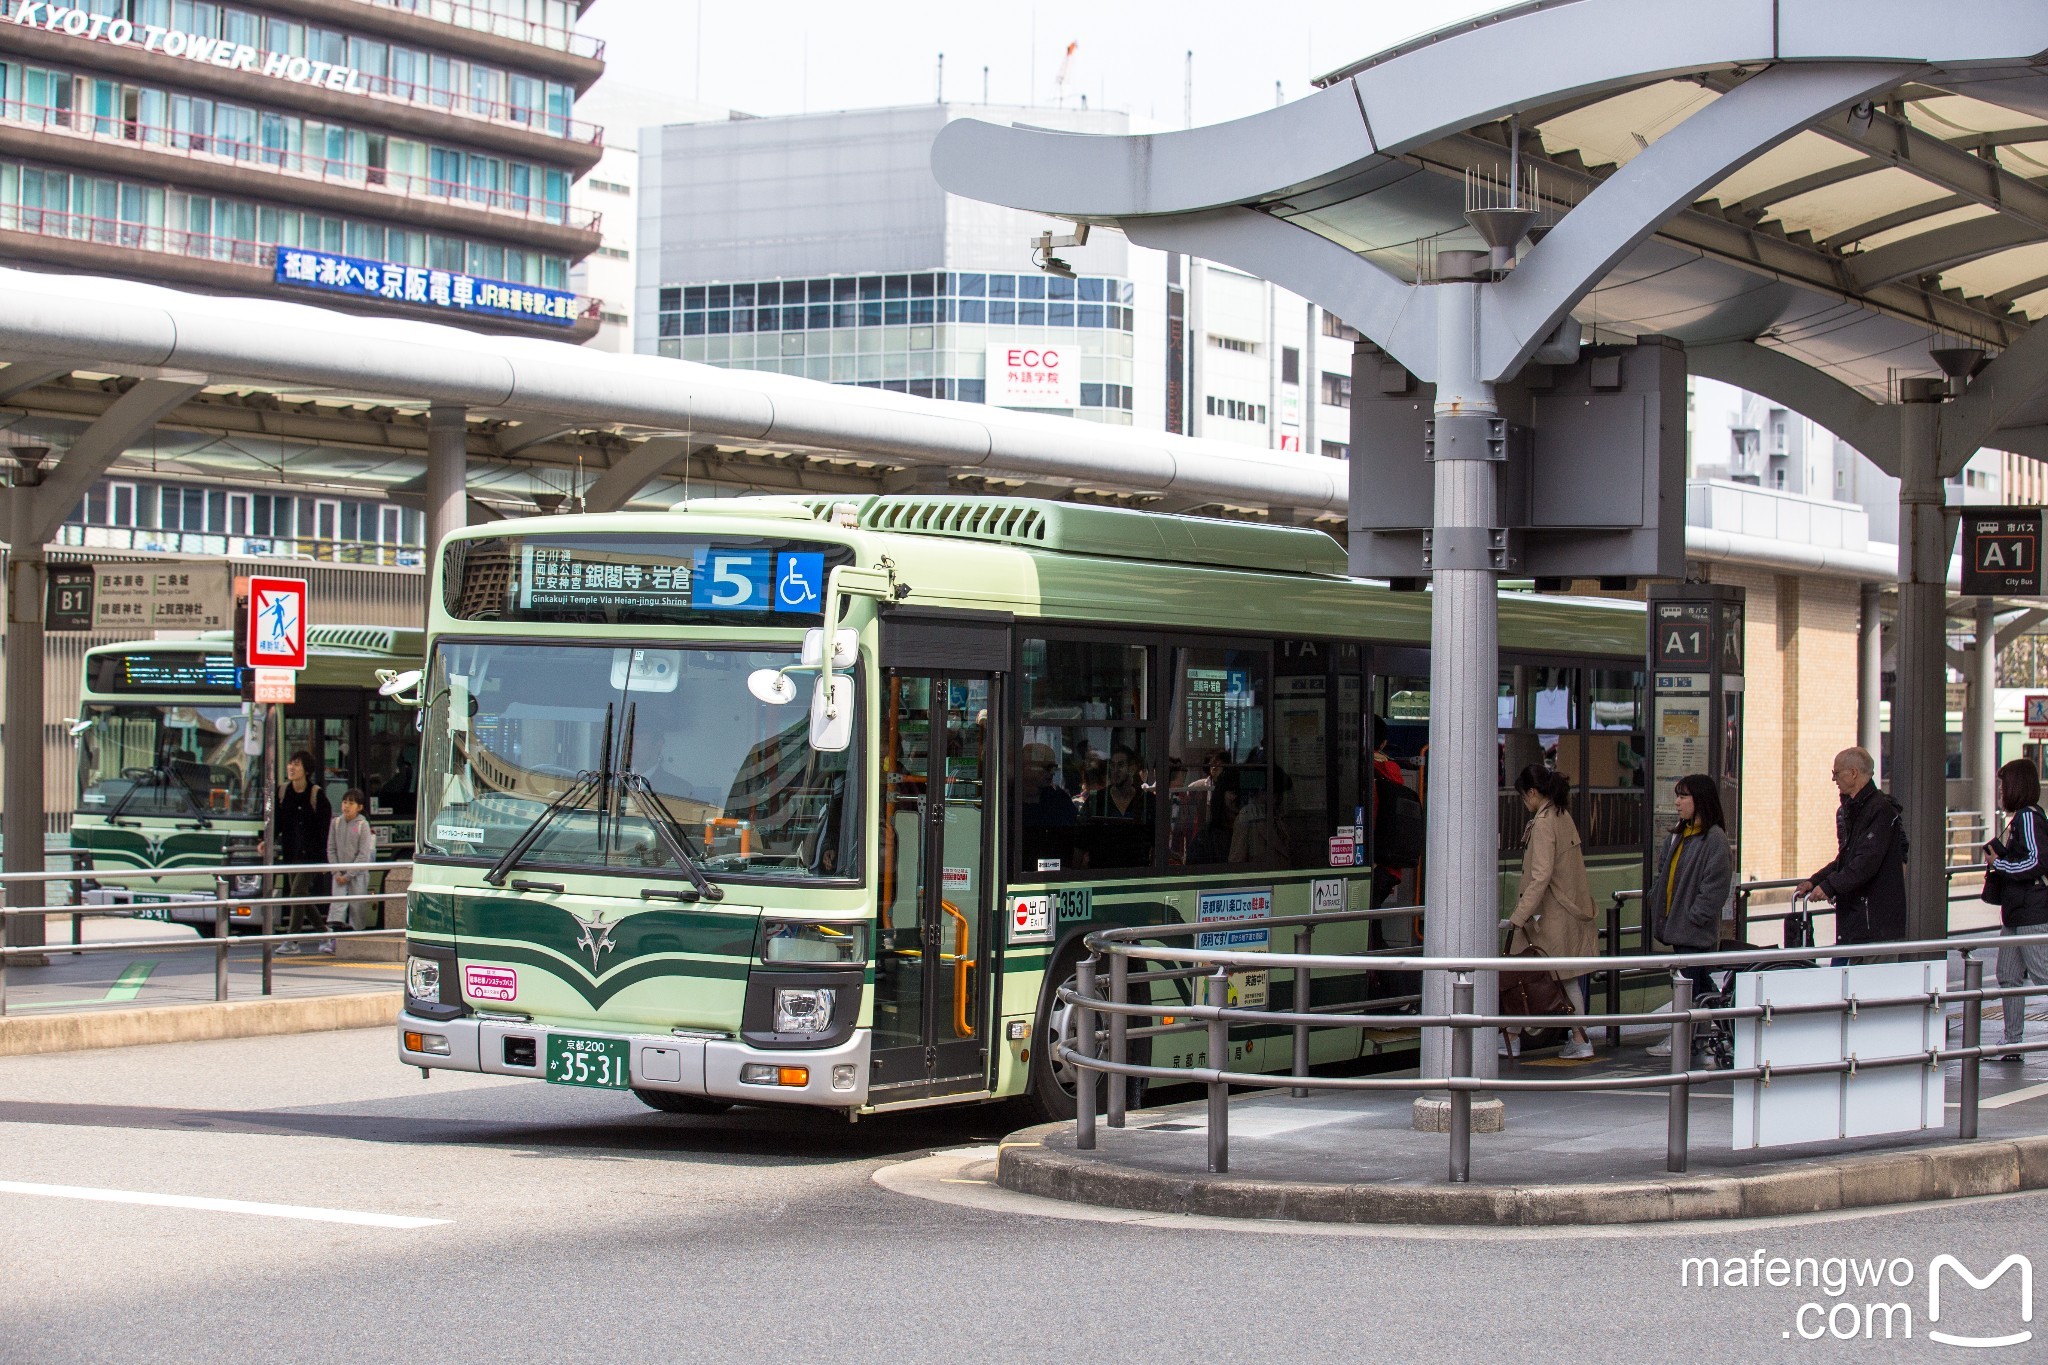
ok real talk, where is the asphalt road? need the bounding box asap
[0,1027,2042,1363]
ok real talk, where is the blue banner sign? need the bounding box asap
[273,247,580,327]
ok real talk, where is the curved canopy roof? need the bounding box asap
[933,0,2048,452]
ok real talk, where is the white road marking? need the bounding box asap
[1980,1079,2048,1110]
[0,1180,447,1229]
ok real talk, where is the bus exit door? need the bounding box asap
[870,671,996,1100]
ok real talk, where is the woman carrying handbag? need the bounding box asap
[1646,774,1734,1061]
[1500,765,1599,1059]
[1983,758,2048,1062]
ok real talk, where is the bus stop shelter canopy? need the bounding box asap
[935,0,2048,1085]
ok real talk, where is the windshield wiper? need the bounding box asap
[616,701,723,902]
[102,764,211,828]
[482,703,612,887]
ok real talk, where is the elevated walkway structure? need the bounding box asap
[934,0,2048,1089]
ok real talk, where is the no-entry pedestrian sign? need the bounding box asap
[245,576,307,669]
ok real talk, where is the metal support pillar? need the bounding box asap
[425,403,467,571]
[1893,402,1951,943]
[1859,582,1885,778]
[2,533,46,952]
[1418,275,1501,1097]
[1972,598,1999,841]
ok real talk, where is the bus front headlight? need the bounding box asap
[773,986,835,1034]
[406,954,441,1003]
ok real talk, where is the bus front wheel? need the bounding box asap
[632,1088,732,1117]
[1024,949,1146,1124]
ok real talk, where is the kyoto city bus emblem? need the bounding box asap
[568,908,618,971]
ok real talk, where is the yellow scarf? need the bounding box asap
[1664,822,1701,915]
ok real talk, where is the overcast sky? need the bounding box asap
[580,0,1504,128]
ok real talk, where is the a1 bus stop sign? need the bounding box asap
[1962,509,2043,596]
[246,576,307,670]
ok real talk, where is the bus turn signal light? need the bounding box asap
[739,1063,809,1088]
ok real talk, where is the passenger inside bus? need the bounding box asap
[1078,742,1155,869]
[1019,741,1077,870]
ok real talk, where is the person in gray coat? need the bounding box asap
[327,788,376,934]
[1646,774,1733,1056]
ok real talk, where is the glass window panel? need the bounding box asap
[958,272,986,296]
[989,301,1016,325]
[707,310,729,334]
[756,281,780,306]
[1167,645,1275,867]
[707,284,729,308]
[884,274,908,298]
[1018,302,1045,325]
[833,277,857,301]
[858,276,882,300]
[1047,275,1075,300]
[683,285,705,308]
[732,283,754,307]
[1078,303,1104,328]
[958,299,986,324]
[1079,277,1105,302]
[1017,274,1046,300]
[911,273,934,297]
[1048,302,1074,326]
[1498,664,1580,851]
[884,300,907,325]
[987,274,1016,298]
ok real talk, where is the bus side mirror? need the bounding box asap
[809,675,853,752]
[377,669,426,708]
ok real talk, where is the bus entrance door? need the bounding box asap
[870,671,996,1100]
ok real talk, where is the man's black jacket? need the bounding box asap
[1807,781,1908,943]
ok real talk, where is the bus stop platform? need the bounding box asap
[996,1044,2048,1227]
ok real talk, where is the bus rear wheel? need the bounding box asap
[632,1088,732,1117]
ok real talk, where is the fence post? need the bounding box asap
[214,892,231,1002]
[1449,972,1474,1183]
[1961,955,1984,1141]
[261,883,275,996]
[1206,969,1230,1174]
[1291,921,1314,1098]
[1106,950,1129,1128]
[0,942,9,1017]
[1074,955,1098,1151]
[1605,895,1623,1048]
[1667,972,1693,1173]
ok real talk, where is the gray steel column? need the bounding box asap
[3,493,47,951]
[1419,272,1499,1087]
[425,403,467,570]
[1973,597,1999,839]
[1893,401,1950,942]
[1859,582,1885,777]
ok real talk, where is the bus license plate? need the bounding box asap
[545,1034,629,1089]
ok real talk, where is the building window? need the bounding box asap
[1320,372,1352,408]
[586,179,631,195]
[1321,441,1349,460]
[1321,312,1359,341]
[1204,396,1267,423]
[596,245,629,259]
[1210,335,1255,353]
[1281,347,1300,386]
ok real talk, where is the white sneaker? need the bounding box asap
[1646,1041,1672,1058]
[274,942,302,955]
[1559,1040,1595,1060]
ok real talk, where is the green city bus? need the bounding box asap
[72,628,424,918]
[395,496,1647,1118]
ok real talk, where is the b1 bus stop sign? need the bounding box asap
[1962,509,2043,596]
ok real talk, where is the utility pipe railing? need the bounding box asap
[0,859,410,1014]
[1067,913,2048,1184]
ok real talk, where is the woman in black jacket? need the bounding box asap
[1645,774,1733,1059]
[1984,758,2048,1062]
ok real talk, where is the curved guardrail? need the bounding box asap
[1066,909,2048,1183]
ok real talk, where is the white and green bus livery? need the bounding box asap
[396,496,1647,1118]
[72,629,424,911]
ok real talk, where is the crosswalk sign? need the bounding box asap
[246,576,307,669]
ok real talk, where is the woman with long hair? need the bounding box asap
[1502,764,1599,1059]
[1646,773,1733,1059]
[1984,758,2048,1062]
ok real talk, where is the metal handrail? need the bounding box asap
[1067,912,2048,1184]
[0,859,413,1016]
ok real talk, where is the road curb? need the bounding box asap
[0,991,402,1057]
[996,1122,2048,1226]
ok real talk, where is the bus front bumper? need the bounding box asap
[396,1010,871,1108]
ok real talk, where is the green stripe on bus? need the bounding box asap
[458,945,748,1007]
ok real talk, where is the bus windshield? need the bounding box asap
[76,704,258,820]
[419,641,859,882]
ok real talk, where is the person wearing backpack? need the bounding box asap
[1645,773,1734,1060]
[1984,758,2048,1062]
[1795,746,1908,951]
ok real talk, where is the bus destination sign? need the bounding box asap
[97,652,243,695]
[508,539,835,619]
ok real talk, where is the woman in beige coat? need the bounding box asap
[1502,764,1599,1058]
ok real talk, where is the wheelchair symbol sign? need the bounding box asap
[776,553,825,612]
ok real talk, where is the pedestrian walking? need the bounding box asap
[1983,758,2048,1062]
[1645,773,1734,1060]
[1795,746,1908,956]
[274,751,332,953]
[1501,764,1599,1059]
[327,788,375,934]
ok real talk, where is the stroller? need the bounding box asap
[1688,894,1819,1070]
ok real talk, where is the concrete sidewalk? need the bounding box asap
[1000,1044,2048,1226]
